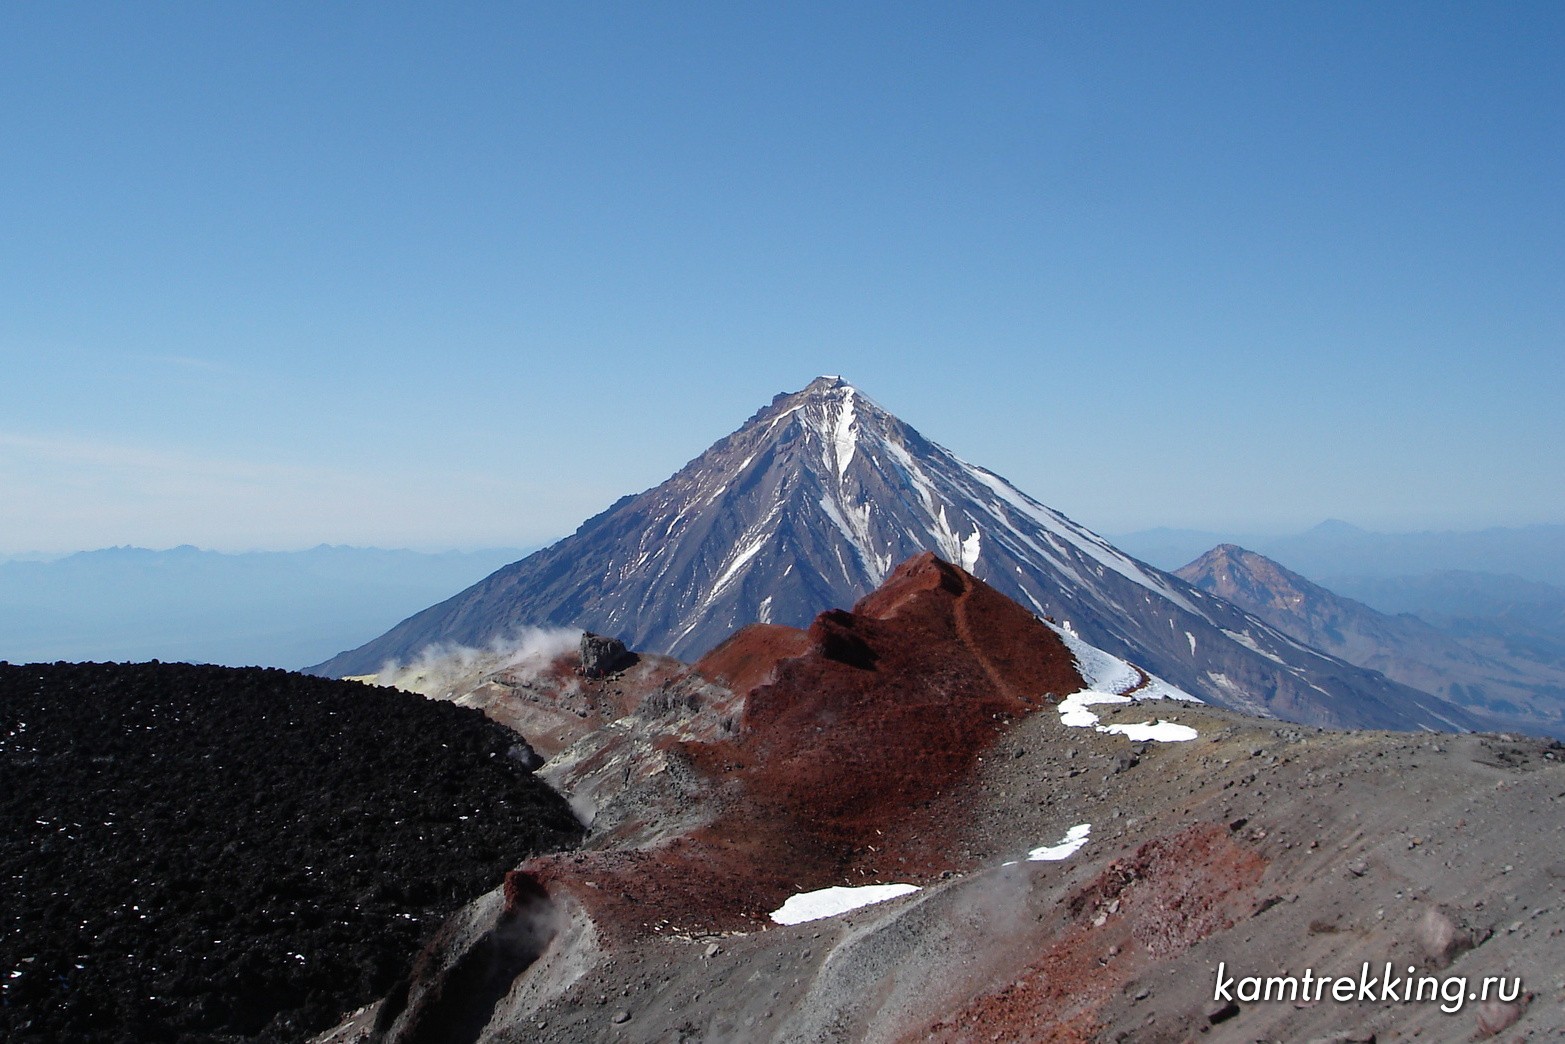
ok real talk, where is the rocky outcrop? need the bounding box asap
[578,633,632,678]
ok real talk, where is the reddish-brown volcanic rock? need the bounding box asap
[741,553,1082,839]
[917,823,1268,1042]
[522,553,1085,936]
[693,622,812,696]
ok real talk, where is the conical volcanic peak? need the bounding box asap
[1176,544,1315,616]
[316,379,1479,732]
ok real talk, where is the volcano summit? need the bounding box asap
[316,378,1471,732]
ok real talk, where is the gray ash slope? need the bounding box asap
[316,377,1473,731]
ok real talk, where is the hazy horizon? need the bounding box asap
[3,484,1564,561]
[5,506,1565,562]
[6,515,1565,565]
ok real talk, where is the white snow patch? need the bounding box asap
[758,595,774,624]
[1048,623,1199,704]
[769,883,921,925]
[765,402,807,434]
[960,528,981,571]
[1003,823,1092,866]
[1018,585,1050,618]
[1104,719,1198,742]
[927,505,966,570]
[832,386,858,478]
[882,437,938,514]
[875,434,983,573]
[1044,626,1199,742]
[1055,690,1197,743]
[704,500,786,605]
[1057,690,1132,728]
[1186,631,1197,656]
[711,533,768,596]
[819,494,890,583]
[1054,628,1140,694]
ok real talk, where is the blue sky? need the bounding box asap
[2,2,1560,552]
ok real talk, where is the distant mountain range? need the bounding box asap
[1113,519,1565,585]
[316,377,1476,733]
[1320,570,1565,669]
[1177,545,1565,737]
[0,545,529,669]
[1118,522,1565,695]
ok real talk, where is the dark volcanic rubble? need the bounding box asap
[0,662,583,1043]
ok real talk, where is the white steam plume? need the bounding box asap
[374,626,583,698]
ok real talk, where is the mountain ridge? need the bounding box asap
[1176,543,1565,737]
[1114,521,1565,585]
[314,378,1476,733]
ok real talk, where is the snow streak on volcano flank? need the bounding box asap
[315,378,1477,732]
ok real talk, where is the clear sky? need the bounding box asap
[2,2,1561,553]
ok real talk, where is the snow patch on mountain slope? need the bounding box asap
[1047,624,1200,741]
[1049,623,1197,704]
[1056,689,1198,743]
[1016,824,1092,864]
[709,502,785,600]
[769,883,920,925]
[880,435,941,514]
[818,496,891,585]
[1057,690,1130,727]
[961,529,981,572]
[831,386,858,479]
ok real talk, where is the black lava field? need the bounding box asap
[0,661,585,1042]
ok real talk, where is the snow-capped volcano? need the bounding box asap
[315,377,1475,731]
